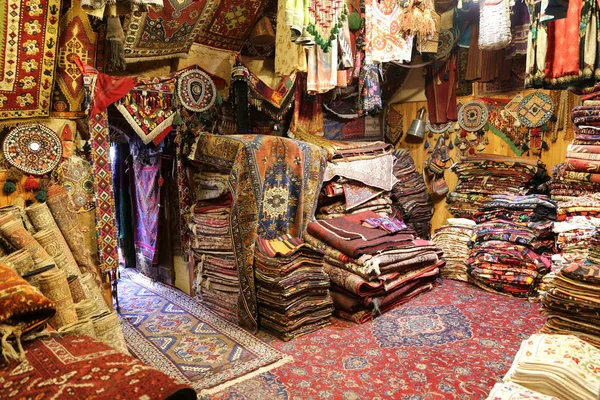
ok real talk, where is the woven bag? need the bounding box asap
[478,0,512,50]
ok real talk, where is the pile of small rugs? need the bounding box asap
[432,218,476,282]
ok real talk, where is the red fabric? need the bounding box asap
[545,0,582,79]
[426,56,458,124]
[0,335,196,400]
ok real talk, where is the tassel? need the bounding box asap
[24,176,39,191]
[2,181,16,194]
[34,188,48,203]
[514,119,521,128]
[541,141,549,150]
[106,7,126,72]
[158,177,164,186]
[424,139,430,149]
[448,140,454,150]
[172,111,184,126]
[521,142,529,151]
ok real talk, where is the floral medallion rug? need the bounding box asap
[118,269,293,396]
[207,279,545,399]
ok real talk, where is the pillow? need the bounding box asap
[0,262,56,340]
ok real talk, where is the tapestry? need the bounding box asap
[456,47,473,97]
[132,159,161,267]
[364,0,414,63]
[122,0,210,62]
[0,0,61,119]
[482,98,527,156]
[385,106,403,145]
[119,269,292,395]
[517,91,555,128]
[177,68,217,113]
[175,141,192,259]
[241,0,277,59]
[458,100,489,131]
[209,279,546,399]
[189,134,326,331]
[194,0,265,51]
[57,155,96,213]
[3,125,62,175]
[0,335,197,400]
[52,0,98,118]
[248,68,296,128]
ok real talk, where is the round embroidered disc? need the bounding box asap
[435,30,454,60]
[177,68,217,113]
[458,100,488,131]
[58,156,95,212]
[516,91,554,128]
[426,113,452,134]
[3,125,62,175]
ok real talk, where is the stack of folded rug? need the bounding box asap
[391,149,434,239]
[447,154,550,219]
[305,210,442,323]
[254,235,333,341]
[541,255,600,347]
[432,218,476,282]
[466,195,555,297]
[501,334,600,400]
[553,216,600,263]
[189,193,240,324]
[317,180,393,220]
[556,194,600,221]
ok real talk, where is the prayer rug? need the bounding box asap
[52,0,98,118]
[209,279,546,399]
[194,0,264,51]
[123,0,210,62]
[119,269,293,396]
[0,0,61,119]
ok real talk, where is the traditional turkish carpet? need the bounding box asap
[208,279,546,399]
[0,0,61,119]
[118,269,293,396]
[52,0,98,118]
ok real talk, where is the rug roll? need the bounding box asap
[67,275,87,303]
[33,229,81,278]
[26,202,82,276]
[80,272,109,313]
[58,319,97,339]
[75,298,99,320]
[2,249,35,275]
[0,205,36,233]
[39,268,78,329]
[0,219,53,266]
[92,311,129,354]
[45,186,96,272]
[23,265,57,289]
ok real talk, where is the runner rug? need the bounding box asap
[118,269,293,395]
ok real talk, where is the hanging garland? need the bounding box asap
[306,0,349,52]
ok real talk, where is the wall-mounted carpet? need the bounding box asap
[0,0,61,119]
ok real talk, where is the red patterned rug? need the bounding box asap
[206,279,545,399]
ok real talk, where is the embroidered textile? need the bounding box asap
[52,0,98,118]
[132,159,161,265]
[324,155,398,191]
[458,100,488,131]
[57,156,96,213]
[123,0,210,62]
[517,91,554,128]
[3,125,62,175]
[364,0,413,63]
[482,97,526,156]
[0,0,61,119]
[176,68,217,113]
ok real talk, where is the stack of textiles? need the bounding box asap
[254,235,333,341]
[432,218,476,282]
[447,154,550,219]
[467,195,555,298]
[541,257,600,348]
[390,149,434,239]
[556,194,600,221]
[305,210,442,323]
[548,164,600,201]
[189,192,240,324]
[501,334,600,400]
[553,216,600,263]
[317,180,393,220]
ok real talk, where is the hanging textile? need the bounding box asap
[113,143,136,269]
[307,41,339,93]
[289,74,324,137]
[364,0,414,63]
[425,56,458,124]
[276,0,308,76]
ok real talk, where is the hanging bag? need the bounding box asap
[426,135,449,176]
[478,0,512,50]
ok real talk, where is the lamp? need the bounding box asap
[406,107,426,141]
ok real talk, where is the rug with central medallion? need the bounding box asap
[118,269,293,396]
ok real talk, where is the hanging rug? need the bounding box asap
[435,30,455,60]
[176,68,217,113]
[516,91,554,128]
[426,113,452,134]
[3,125,62,175]
[458,100,488,131]
[57,156,96,213]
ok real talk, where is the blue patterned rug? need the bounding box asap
[118,269,292,396]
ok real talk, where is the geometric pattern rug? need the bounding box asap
[206,279,546,399]
[118,269,292,396]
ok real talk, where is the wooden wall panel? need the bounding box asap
[392,90,573,234]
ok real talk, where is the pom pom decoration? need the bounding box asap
[34,188,48,203]
[24,176,39,192]
[2,181,16,194]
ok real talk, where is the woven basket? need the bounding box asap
[478,0,512,50]
[34,229,81,278]
[92,311,129,354]
[67,275,87,303]
[75,298,99,320]
[39,268,78,329]
[80,272,109,313]
[3,249,35,275]
[58,319,97,339]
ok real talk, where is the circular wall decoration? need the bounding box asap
[435,30,455,60]
[458,100,488,131]
[426,113,452,134]
[58,156,96,213]
[176,68,217,113]
[3,124,62,175]
[516,91,554,128]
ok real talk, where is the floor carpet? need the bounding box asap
[204,279,545,400]
[118,270,292,396]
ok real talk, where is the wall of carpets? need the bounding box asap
[392,89,575,232]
